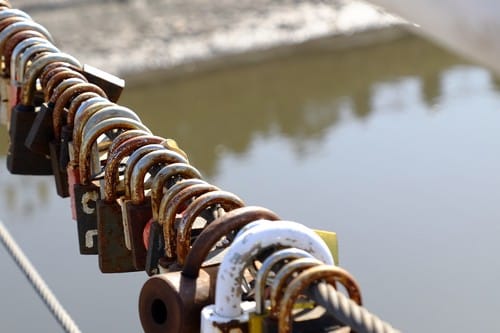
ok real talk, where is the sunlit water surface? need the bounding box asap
[1,35,500,332]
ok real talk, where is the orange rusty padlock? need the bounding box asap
[139,206,279,333]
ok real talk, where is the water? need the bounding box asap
[1,34,500,332]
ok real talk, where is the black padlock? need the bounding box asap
[7,53,80,174]
[74,116,149,254]
[124,149,188,270]
[25,77,86,156]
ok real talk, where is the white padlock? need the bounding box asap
[200,220,334,333]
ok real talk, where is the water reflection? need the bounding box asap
[120,35,466,177]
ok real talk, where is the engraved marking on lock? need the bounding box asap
[85,229,98,248]
[82,190,99,214]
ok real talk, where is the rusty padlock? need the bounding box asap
[7,53,80,174]
[158,181,219,268]
[49,82,107,197]
[139,206,279,333]
[125,148,188,270]
[277,265,362,333]
[4,29,49,78]
[145,163,202,276]
[74,116,149,254]
[97,135,172,273]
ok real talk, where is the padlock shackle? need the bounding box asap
[0,20,54,54]
[22,53,81,105]
[45,67,87,100]
[159,182,218,259]
[67,91,109,128]
[0,9,31,21]
[18,42,59,84]
[49,77,87,104]
[10,36,49,84]
[103,135,165,201]
[106,129,152,160]
[176,190,245,265]
[182,206,280,279]
[79,117,150,183]
[150,163,202,221]
[214,220,334,318]
[278,265,362,333]
[254,248,314,315]
[270,257,323,316]
[53,82,107,140]
[130,149,188,203]
[124,144,167,198]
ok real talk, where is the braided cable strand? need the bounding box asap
[308,282,401,333]
[0,221,82,333]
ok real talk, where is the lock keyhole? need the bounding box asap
[151,298,167,324]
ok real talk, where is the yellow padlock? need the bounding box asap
[314,229,339,265]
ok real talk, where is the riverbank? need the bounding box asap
[15,0,407,84]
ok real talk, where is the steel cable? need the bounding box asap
[307,282,401,333]
[0,221,82,333]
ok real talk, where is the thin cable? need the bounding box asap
[0,221,82,333]
[307,282,401,333]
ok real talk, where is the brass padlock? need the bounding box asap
[145,163,202,275]
[139,206,278,333]
[7,53,80,174]
[74,116,149,254]
[124,149,188,270]
[277,265,362,333]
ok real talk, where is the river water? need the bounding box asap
[1,34,500,332]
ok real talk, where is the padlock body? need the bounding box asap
[97,200,139,273]
[73,182,100,254]
[145,220,165,276]
[24,102,54,156]
[124,199,152,270]
[67,164,80,220]
[49,140,70,197]
[7,104,53,175]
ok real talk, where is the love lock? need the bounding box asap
[74,116,149,254]
[7,52,79,174]
[97,134,164,273]
[145,162,202,276]
[139,206,279,333]
[200,220,334,333]
[249,248,315,333]
[124,148,188,270]
[277,265,362,333]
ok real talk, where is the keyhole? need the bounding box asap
[151,299,167,325]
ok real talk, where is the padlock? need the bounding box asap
[49,82,107,197]
[158,181,219,264]
[125,149,188,270]
[250,248,315,333]
[25,76,87,155]
[78,64,124,103]
[139,206,279,333]
[0,20,53,52]
[277,265,362,333]
[145,163,202,275]
[97,135,169,273]
[200,221,334,333]
[176,190,245,265]
[7,52,80,174]
[74,117,149,254]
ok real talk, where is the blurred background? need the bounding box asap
[1,0,500,332]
